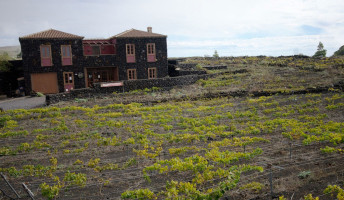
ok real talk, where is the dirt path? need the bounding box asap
[0,96,46,111]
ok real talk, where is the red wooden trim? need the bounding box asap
[63,72,74,92]
[126,44,135,63]
[61,45,72,66]
[147,43,156,62]
[40,45,52,66]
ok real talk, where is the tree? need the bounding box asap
[0,52,12,72]
[333,45,344,57]
[312,42,327,58]
[213,50,219,59]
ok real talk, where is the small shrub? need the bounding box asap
[240,181,263,193]
[298,170,311,179]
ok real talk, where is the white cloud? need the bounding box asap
[0,0,344,56]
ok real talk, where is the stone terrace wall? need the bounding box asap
[178,63,197,70]
[178,70,207,76]
[46,73,217,105]
[203,65,227,70]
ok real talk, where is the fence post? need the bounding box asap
[0,172,20,198]
[126,144,129,158]
[289,142,292,160]
[22,183,35,200]
[267,164,273,199]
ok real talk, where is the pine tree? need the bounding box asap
[213,50,219,59]
[312,42,327,58]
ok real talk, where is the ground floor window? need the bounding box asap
[127,69,137,80]
[148,67,157,79]
[86,67,118,87]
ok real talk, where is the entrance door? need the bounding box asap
[63,72,74,92]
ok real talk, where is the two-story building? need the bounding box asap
[19,27,168,94]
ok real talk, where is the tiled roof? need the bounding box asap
[20,29,84,39]
[111,29,166,39]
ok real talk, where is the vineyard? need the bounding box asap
[1,56,344,199]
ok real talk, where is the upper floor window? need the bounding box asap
[126,44,135,63]
[127,69,137,80]
[101,45,116,55]
[40,45,52,66]
[147,43,156,62]
[91,46,100,55]
[83,44,115,56]
[61,45,72,66]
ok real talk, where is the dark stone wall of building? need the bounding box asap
[19,38,85,94]
[81,37,168,81]
[116,37,168,80]
[20,36,168,94]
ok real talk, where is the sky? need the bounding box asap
[1,0,344,57]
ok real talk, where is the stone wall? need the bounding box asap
[115,37,168,80]
[203,65,227,70]
[46,73,217,105]
[177,70,207,76]
[177,63,197,70]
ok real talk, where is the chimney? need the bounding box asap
[147,27,152,33]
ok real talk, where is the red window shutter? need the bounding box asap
[126,44,135,63]
[83,45,93,56]
[100,45,115,54]
[147,44,156,62]
[62,45,72,66]
[41,45,52,66]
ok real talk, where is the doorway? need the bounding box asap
[86,67,119,87]
[63,72,74,92]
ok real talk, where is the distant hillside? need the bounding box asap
[0,45,21,59]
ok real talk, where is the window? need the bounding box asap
[91,46,100,55]
[126,44,135,63]
[83,44,116,56]
[147,43,156,62]
[61,45,72,66]
[127,69,137,80]
[40,45,52,66]
[100,45,116,55]
[148,68,157,79]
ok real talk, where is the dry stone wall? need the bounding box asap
[46,73,217,104]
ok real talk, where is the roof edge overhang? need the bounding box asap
[19,37,84,40]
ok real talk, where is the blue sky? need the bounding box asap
[0,0,344,57]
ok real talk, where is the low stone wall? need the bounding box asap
[178,70,207,76]
[178,63,197,70]
[46,73,217,105]
[203,65,227,70]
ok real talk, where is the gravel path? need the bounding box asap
[0,96,46,111]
